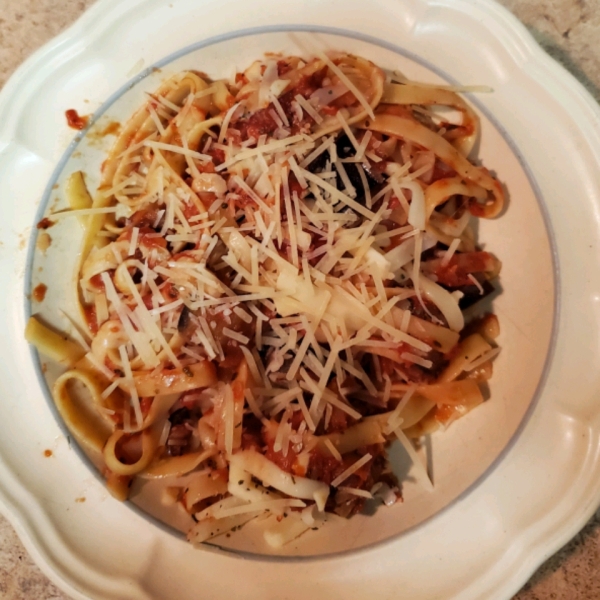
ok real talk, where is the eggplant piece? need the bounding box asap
[306,134,385,208]
[334,134,383,196]
[178,305,193,334]
[456,279,496,310]
[169,407,192,425]
[335,134,355,159]
[307,147,329,174]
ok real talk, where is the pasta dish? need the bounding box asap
[26,51,503,548]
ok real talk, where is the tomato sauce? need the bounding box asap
[32,283,47,302]
[101,121,121,136]
[162,282,179,300]
[434,403,461,425]
[287,173,304,200]
[327,406,350,433]
[65,109,89,130]
[277,60,293,76]
[140,232,168,251]
[207,147,225,167]
[307,451,371,487]
[264,440,298,474]
[88,273,105,290]
[140,397,153,418]
[239,108,278,141]
[36,217,55,230]
[83,304,98,334]
[434,251,493,287]
[234,68,329,142]
[130,206,161,228]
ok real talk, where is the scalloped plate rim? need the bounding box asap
[0,0,599,598]
[22,20,561,560]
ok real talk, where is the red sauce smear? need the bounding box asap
[83,304,99,335]
[32,283,47,302]
[65,109,89,130]
[101,121,120,136]
[434,251,493,288]
[36,217,55,230]
[88,273,105,290]
[43,449,53,457]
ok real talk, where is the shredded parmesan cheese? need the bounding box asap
[331,453,373,488]
[324,439,342,462]
[441,238,461,267]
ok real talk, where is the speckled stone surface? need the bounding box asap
[1,0,599,598]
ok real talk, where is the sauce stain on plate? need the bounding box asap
[32,283,47,302]
[65,109,89,130]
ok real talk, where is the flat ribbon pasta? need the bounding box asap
[381,83,480,156]
[140,448,217,479]
[102,393,179,476]
[362,113,505,218]
[25,316,86,367]
[313,54,385,137]
[123,361,217,398]
[53,368,115,454]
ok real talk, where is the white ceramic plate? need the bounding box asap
[1,0,599,598]
[28,27,555,558]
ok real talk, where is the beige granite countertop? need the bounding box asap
[1,0,600,598]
